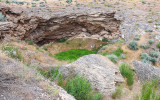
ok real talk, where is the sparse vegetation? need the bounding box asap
[120,64,134,86]
[140,53,158,65]
[140,44,150,49]
[128,41,138,50]
[157,42,160,50]
[106,54,118,63]
[59,38,67,42]
[28,40,34,45]
[65,75,102,100]
[55,49,96,61]
[140,80,160,100]
[148,39,154,45]
[112,85,123,99]
[134,36,140,41]
[2,44,23,61]
[102,38,108,42]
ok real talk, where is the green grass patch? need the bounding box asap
[65,75,102,100]
[157,42,160,50]
[55,49,96,61]
[2,44,23,61]
[140,80,160,100]
[120,63,134,86]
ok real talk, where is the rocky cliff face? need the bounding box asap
[0,3,121,45]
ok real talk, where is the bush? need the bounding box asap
[106,54,118,63]
[140,80,160,100]
[37,67,59,81]
[66,0,72,3]
[0,12,7,22]
[43,46,48,51]
[148,40,154,45]
[2,44,23,61]
[140,44,150,49]
[55,49,96,61]
[128,41,138,50]
[140,53,158,65]
[134,36,140,41]
[140,53,152,64]
[112,85,123,99]
[59,38,67,42]
[150,51,159,58]
[112,47,123,57]
[102,38,108,42]
[28,40,34,45]
[120,64,134,86]
[65,76,102,100]
[157,42,160,50]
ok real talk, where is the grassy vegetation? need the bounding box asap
[105,47,124,63]
[112,85,123,99]
[28,40,34,45]
[120,64,134,86]
[140,80,160,100]
[55,49,96,61]
[157,42,160,50]
[37,67,59,81]
[2,44,23,61]
[65,75,102,100]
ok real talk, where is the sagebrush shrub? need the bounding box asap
[134,36,140,41]
[120,64,134,86]
[140,44,150,49]
[140,53,158,65]
[0,12,7,22]
[128,41,138,50]
[150,51,159,58]
[2,44,23,61]
[106,54,118,63]
[28,40,34,45]
[65,76,102,100]
[148,39,154,45]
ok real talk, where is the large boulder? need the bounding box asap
[0,52,75,100]
[133,60,160,82]
[59,54,124,95]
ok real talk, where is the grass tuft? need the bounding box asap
[120,64,134,86]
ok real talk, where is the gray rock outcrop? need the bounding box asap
[133,60,160,82]
[59,54,124,95]
[0,52,75,100]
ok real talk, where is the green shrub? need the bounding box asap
[150,51,159,58]
[134,36,140,41]
[128,41,138,50]
[140,44,150,49]
[106,54,118,63]
[140,53,158,65]
[112,85,123,99]
[0,12,7,22]
[58,74,63,87]
[37,67,59,81]
[148,40,154,45]
[140,53,152,64]
[43,46,48,51]
[66,0,72,3]
[65,75,102,100]
[157,42,160,50]
[28,40,34,45]
[140,80,160,100]
[59,38,67,42]
[102,38,108,42]
[112,47,123,57]
[120,64,134,86]
[2,44,23,61]
[55,49,96,61]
